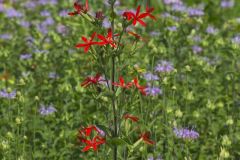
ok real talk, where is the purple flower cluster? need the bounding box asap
[221,0,234,8]
[0,34,12,40]
[232,35,240,44]
[173,128,199,139]
[39,104,57,116]
[20,53,32,60]
[192,45,203,54]
[155,60,174,73]
[206,26,218,34]
[0,89,16,99]
[187,8,204,17]
[144,72,159,81]
[163,0,182,5]
[145,86,162,96]
[4,8,23,18]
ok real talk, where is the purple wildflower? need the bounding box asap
[143,72,159,81]
[40,10,51,17]
[232,35,240,44]
[0,34,12,40]
[166,26,177,31]
[23,1,37,9]
[19,20,30,28]
[5,8,23,18]
[102,18,111,28]
[0,89,16,99]
[155,60,174,73]
[39,104,57,116]
[173,128,199,139]
[0,4,5,12]
[145,86,162,96]
[149,31,160,36]
[206,26,218,34]
[163,0,182,5]
[59,10,69,17]
[20,54,32,60]
[221,0,234,8]
[192,45,203,53]
[187,8,204,17]
[193,36,201,42]
[42,17,55,26]
[171,3,186,12]
[96,127,106,137]
[56,24,68,35]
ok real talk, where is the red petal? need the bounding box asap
[136,5,141,16]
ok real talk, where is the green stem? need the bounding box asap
[110,1,118,160]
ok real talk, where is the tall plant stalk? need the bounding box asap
[110,1,118,159]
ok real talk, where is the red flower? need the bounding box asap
[123,5,155,27]
[145,6,156,20]
[81,73,101,87]
[112,76,132,89]
[140,132,155,145]
[78,125,105,152]
[75,32,98,53]
[97,29,118,48]
[68,0,89,16]
[81,136,105,152]
[132,78,146,95]
[123,114,139,122]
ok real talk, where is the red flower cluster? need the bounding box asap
[78,125,105,152]
[140,132,155,145]
[68,0,89,16]
[75,29,118,53]
[123,113,139,122]
[123,5,156,27]
[81,73,101,87]
[113,77,146,95]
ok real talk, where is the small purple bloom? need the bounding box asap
[102,18,111,28]
[173,128,199,139]
[0,34,12,40]
[221,0,234,8]
[96,127,106,137]
[56,24,68,35]
[5,8,23,18]
[206,26,218,34]
[59,10,69,17]
[193,36,201,42]
[145,86,162,96]
[0,89,16,99]
[40,10,51,17]
[187,8,204,17]
[232,35,240,44]
[20,54,32,60]
[166,26,177,31]
[0,4,5,12]
[155,60,174,73]
[24,1,37,9]
[19,20,30,28]
[143,72,159,81]
[39,104,57,116]
[171,3,186,12]
[42,17,55,26]
[163,0,182,5]
[192,45,203,53]
[149,31,160,36]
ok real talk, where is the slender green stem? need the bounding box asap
[110,1,118,160]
